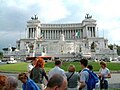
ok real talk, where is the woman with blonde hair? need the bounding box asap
[65,64,80,90]
[30,57,48,90]
[98,61,111,90]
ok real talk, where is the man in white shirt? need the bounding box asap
[27,57,37,73]
[79,58,89,90]
[48,60,66,79]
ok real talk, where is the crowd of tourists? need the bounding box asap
[0,57,111,90]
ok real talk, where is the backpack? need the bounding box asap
[83,69,99,90]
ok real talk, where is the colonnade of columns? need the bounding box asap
[27,26,96,39]
[28,28,36,38]
[41,29,84,40]
[87,27,96,37]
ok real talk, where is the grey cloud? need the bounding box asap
[0,31,20,51]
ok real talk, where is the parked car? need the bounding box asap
[0,60,7,64]
[100,57,110,62]
[7,60,17,64]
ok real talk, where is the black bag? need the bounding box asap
[29,68,33,79]
[67,72,74,81]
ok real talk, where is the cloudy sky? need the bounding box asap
[0,0,120,51]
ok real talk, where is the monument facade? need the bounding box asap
[4,14,118,60]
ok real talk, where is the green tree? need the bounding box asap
[116,45,120,55]
[108,44,120,55]
[0,51,3,59]
[3,48,8,51]
[108,44,113,50]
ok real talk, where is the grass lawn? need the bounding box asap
[0,62,28,73]
[0,61,120,73]
[59,61,120,72]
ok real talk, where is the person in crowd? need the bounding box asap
[45,74,67,90]
[30,57,48,90]
[87,64,93,71]
[0,75,7,90]
[66,64,80,90]
[48,60,66,79]
[98,61,111,90]
[79,58,89,90]
[87,64,99,89]
[27,57,37,73]
[5,76,19,90]
[18,72,40,90]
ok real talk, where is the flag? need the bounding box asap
[75,31,80,37]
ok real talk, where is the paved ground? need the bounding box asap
[105,73,120,90]
[0,72,120,89]
[107,73,120,89]
[108,73,120,84]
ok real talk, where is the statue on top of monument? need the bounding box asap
[31,14,38,20]
[85,14,92,19]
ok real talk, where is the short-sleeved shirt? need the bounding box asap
[99,67,110,80]
[27,64,34,72]
[66,72,80,88]
[48,66,66,79]
[79,68,89,90]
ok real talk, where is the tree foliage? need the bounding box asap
[116,45,120,55]
[0,51,3,59]
[108,44,120,55]
[3,48,8,51]
[108,44,113,50]
[2,47,16,51]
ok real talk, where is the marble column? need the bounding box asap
[49,30,51,39]
[70,30,71,39]
[54,30,56,39]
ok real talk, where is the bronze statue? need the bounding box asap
[31,15,38,20]
[85,14,92,19]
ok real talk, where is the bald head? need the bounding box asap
[5,76,18,90]
[45,74,67,90]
